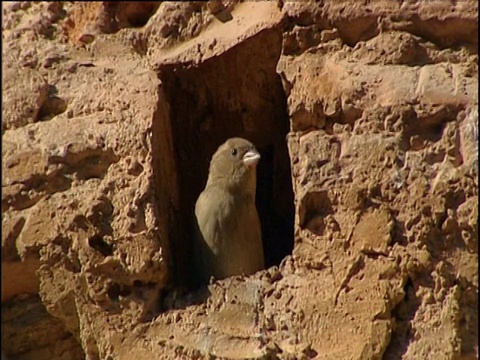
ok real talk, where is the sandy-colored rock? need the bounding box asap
[1,65,49,132]
[1,295,83,360]
[2,1,477,360]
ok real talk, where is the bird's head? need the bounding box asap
[207,137,261,195]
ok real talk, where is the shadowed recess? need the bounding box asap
[157,27,294,287]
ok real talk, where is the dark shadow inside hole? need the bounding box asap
[119,287,131,297]
[383,277,422,359]
[299,191,333,231]
[156,27,294,290]
[107,283,120,301]
[37,85,67,121]
[256,145,294,267]
[123,2,161,27]
[107,283,131,301]
[88,235,113,257]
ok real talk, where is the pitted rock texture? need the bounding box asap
[2,1,477,360]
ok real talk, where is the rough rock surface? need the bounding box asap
[2,1,478,360]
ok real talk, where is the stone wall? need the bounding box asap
[2,1,477,359]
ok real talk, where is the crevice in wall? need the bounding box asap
[382,277,422,360]
[155,28,294,288]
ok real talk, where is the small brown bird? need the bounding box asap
[194,137,264,284]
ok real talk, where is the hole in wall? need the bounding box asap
[155,28,294,287]
[97,2,161,33]
[88,235,113,257]
[36,85,67,121]
[107,283,132,301]
[383,276,422,359]
[298,190,333,236]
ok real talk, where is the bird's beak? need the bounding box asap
[243,150,261,167]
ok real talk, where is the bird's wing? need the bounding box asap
[193,187,228,283]
[194,187,225,252]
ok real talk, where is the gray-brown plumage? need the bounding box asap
[194,137,264,284]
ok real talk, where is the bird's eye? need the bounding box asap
[231,148,237,156]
